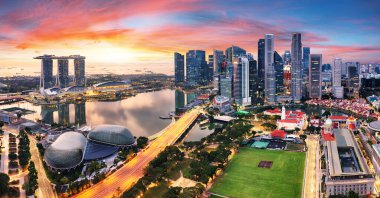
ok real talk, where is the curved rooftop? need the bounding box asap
[93,81,129,88]
[87,124,135,146]
[63,85,86,92]
[369,120,380,131]
[44,132,86,169]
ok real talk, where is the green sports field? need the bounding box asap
[210,148,305,198]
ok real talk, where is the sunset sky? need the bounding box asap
[0,0,379,76]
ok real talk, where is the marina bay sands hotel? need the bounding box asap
[34,55,85,90]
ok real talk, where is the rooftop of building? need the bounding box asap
[325,128,371,177]
[369,120,380,131]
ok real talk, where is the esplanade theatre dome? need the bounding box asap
[87,124,135,146]
[44,132,86,170]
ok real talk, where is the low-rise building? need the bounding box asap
[322,119,375,196]
[212,95,231,113]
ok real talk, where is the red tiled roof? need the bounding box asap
[330,115,348,120]
[197,94,209,100]
[322,130,335,141]
[271,130,286,139]
[266,108,281,113]
[277,119,299,123]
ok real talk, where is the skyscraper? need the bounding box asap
[249,59,259,106]
[186,50,207,85]
[302,47,310,98]
[213,50,224,75]
[333,58,342,87]
[332,58,343,98]
[74,57,85,86]
[225,46,246,63]
[264,34,276,104]
[174,52,185,84]
[219,76,232,98]
[274,51,284,95]
[207,55,214,81]
[291,32,302,102]
[233,56,250,106]
[347,65,359,98]
[283,50,291,65]
[257,39,265,99]
[57,59,69,88]
[39,55,54,89]
[309,54,322,99]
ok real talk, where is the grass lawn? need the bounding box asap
[210,148,305,198]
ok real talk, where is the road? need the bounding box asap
[304,135,320,198]
[3,125,57,198]
[74,109,200,198]
[29,135,57,198]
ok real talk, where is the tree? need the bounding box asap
[295,127,301,133]
[136,136,149,149]
[163,187,182,198]
[0,173,10,195]
[300,134,307,140]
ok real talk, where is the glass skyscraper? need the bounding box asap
[186,50,207,85]
[40,56,54,89]
[274,51,284,95]
[57,59,69,88]
[233,56,250,106]
[264,34,275,104]
[225,46,246,63]
[257,39,265,100]
[174,52,185,83]
[302,47,310,98]
[291,32,302,102]
[309,54,322,99]
[74,57,85,86]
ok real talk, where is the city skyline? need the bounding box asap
[0,0,380,76]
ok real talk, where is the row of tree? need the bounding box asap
[24,161,38,195]
[18,130,31,168]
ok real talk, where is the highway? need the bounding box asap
[74,109,200,198]
[304,135,320,198]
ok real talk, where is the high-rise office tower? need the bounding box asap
[249,59,259,106]
[57,59,69,88]
[265,34,276,104]
[225,46,246,63]
[257,39,265,99]
[309,54,322,99]
[302,47,310,98]
[233,56,250,106]
[186,50,207,85]
[274,51,284,95]
[74,57,85,86]
[207,55,214,81]
[283,64,292,95]
[283,50,291,65]
[347,65,359,98]
[332,58,343,98]
[219,76,232,98]
[333,58,342,87]
[213,50,224,74]
[175,90,186,110]
[291,32,302,102]
[39,55,54,89]
[174,52,185,84]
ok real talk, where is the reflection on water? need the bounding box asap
[2,89,211,140]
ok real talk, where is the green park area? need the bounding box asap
[210,148,305,198]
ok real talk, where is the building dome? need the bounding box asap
[87,124,135,146]
[44,132,86,169]
[325,118,333,127]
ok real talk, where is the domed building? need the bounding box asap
[44,125,136,170]
[87,124,135,146]
[44,132,87,170]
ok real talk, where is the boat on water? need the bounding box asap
[159,115,172,119]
